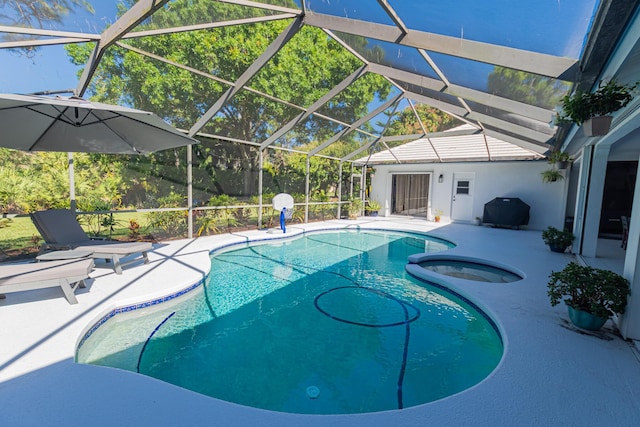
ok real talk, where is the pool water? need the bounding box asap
[77,230,503,414]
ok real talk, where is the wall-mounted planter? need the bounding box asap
[583,115,613,137]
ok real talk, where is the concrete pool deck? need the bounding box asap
[1,218,639,426]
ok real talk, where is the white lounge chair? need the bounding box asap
[0,258,94,304]
[31,209,152,274]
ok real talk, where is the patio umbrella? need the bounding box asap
[0,93,197,154]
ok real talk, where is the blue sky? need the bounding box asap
[1,0,598,97]
[0,2,119,95]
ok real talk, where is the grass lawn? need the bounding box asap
[0,212,151,261]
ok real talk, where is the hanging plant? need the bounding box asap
[557,80,637,125]
[547,151,572,169]
[541,169,563,183]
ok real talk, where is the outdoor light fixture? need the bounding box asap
[438,174,443,183]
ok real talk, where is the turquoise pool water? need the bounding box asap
[77,230,503,414]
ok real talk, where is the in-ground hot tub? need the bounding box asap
[407,253,524,283]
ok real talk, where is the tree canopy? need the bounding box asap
[65,0,393,199]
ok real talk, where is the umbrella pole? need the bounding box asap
[68,152,76,213]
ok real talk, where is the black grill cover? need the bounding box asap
[483,197,530,228]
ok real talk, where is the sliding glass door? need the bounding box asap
[391,174,430,217]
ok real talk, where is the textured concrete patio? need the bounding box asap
[1,218,639,426]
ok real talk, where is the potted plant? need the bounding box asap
[473,216,481,226]
[541,169,564,183]
[547,262,630,330]
[433,209,443,222]
[548,151,571,170]
[365,199,381,217]
[557,80,637,136]
[542,226,575,253]
[347,198,363,219]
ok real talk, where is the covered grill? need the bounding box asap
[482,197,530,229]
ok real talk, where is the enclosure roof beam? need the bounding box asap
[367,63,554,123]
[259,65,368,149]
[123,14,297,39]
[304,12,578,79]
[216,0,301,15]
[76,0,171,96]
[188,16,304,137]
[0,25,100,40]
[342,97,401,162]
[308,92,403,156]
[377,0,409,38]
[0,37,93,49]
[482,129,551,154]
[465,112,553,144]
[342,137,381,162]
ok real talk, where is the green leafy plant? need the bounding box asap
[541,169,563,183]
[347,198,363,219]
[547,262,630,319]
[557,80,637,125]
[548,151,571,163]
[366,199,381,212]
[196,213,219,236]
[542,226,575,252]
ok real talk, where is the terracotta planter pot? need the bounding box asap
[583,115,612,136]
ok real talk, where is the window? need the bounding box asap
[456,180,470,195]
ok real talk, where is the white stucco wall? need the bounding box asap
[368,160,567,230]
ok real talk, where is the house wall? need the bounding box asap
[368,160,567,230]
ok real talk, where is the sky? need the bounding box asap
[0,1,119,95]
[0,0,599,97]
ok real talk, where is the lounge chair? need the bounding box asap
[0,258,94,304]
[31,209,152,274]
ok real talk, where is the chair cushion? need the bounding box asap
[31,209,89,244]
[0,258,93,286]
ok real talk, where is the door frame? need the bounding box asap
[387,171,434,217]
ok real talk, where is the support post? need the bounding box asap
[305,156,310,223]
[620,151,640,339]
[258,149,264,228]
[580,144,610,257]
[187,144,193,239]
[337,161,343,219]
[68,152,76,213]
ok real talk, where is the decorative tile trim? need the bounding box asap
[77,279,204,350]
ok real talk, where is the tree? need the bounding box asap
[65,0,391,199]
[0,149,127,213]
[0,0,93,56]
[383,104,460,137]
[487,67,569,110]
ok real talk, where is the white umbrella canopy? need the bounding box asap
[0,93,197,154]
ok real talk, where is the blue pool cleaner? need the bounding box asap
[280,207,287,233]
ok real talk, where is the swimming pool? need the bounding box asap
[77,230,503,414]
